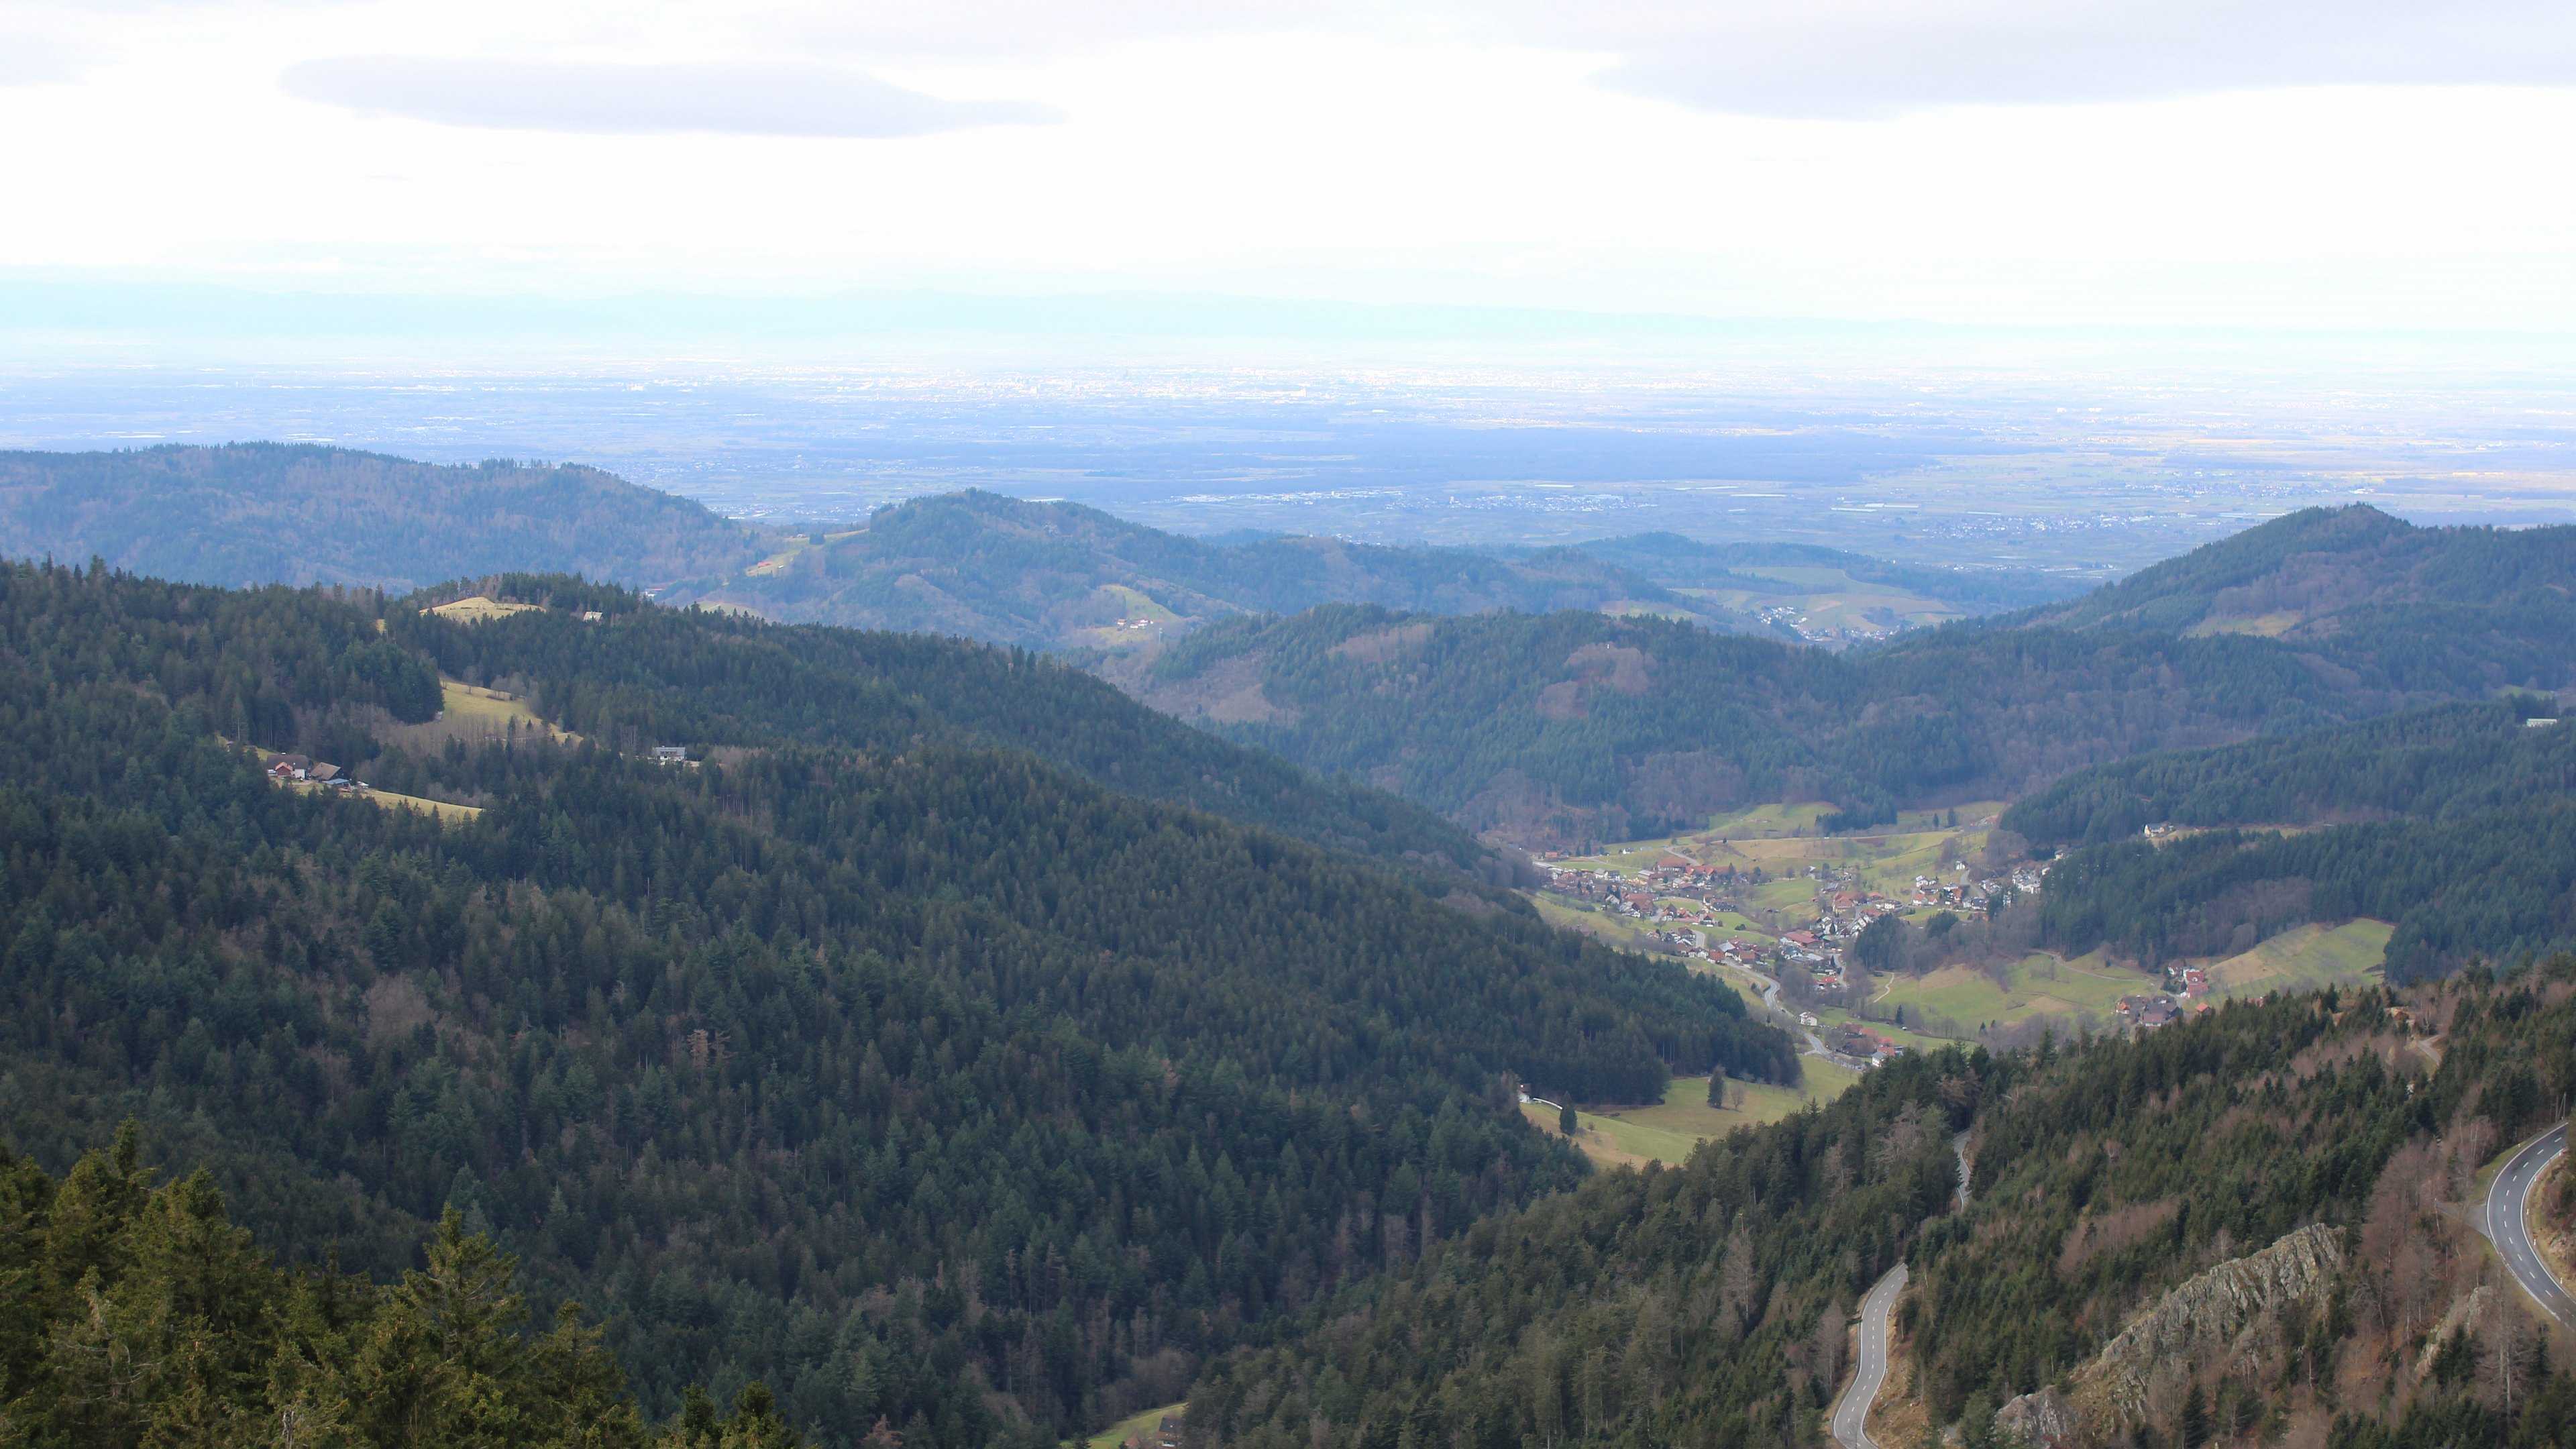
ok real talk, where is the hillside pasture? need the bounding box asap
[1868,951,2156,1040]
[2203,918,2391,998]
[1525,1057,1864,1169]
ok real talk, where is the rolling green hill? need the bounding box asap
[0,443,768,592]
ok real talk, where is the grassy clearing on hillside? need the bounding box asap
[284,780,482,824]
[1811,1004,1957,1055]
[423,595,541,623]
[1524,1057,1864,1169]
[353,787,482,824]
[1085,1401,1185,1449]
[2204,919,2390,998]
[1867,951,2156,1039]
[743,529,859,578]
[1077,585,1185,647]
[376,679,578,753]
[1565,806,2006,908]
[1531,895,1670,953]
[1700,802,1839,839]
[1684,910,1774,942]
[2186,610,2304,638]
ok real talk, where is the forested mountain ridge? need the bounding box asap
[3,447,2068,659]
[0,444,768,592]
[667,495,2086,654]
[1122,508,2576,847]
[1193,966,2576,1449]
[1999,502,2576,636]
[661,491,1735,649]
[0,559,1792,1446]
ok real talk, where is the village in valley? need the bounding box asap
[1523,800,2387,1132]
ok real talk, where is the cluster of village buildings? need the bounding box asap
[1534,843,2254,1065]
[1544,853,2048,993]
[1754,604,1898,648]
[1538,833,2241,1061]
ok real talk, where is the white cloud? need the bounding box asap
[0,32,76,86]
[0,1,2571,332]
[1505,0,2576,117]
[755,0,2576,115]
[277,56,1056,136]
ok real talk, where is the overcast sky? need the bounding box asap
[4,0,2574,333]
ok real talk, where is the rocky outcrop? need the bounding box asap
[2068,1222,2345,1428]
[2415,1285,2495,1378]
[1994,1387,2079,1448]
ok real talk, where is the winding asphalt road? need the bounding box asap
[2484,1122,2576,1329]
[1832,1263,1909,1449]
[1721,955,1851,1061]
[1824,1138,1964,1449]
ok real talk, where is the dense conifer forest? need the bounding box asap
[2004,699,2573,845]
[0,560,1790,1445]
[2029,806,2576,981]
[1192,965,2576,1448]
[1998,701,2576,979]
[0,1126,810,1448]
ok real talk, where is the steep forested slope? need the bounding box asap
[398,572,1494,873]
[1994,702,2576,980]
[0,561,1791,1447]
[2031,808,2576,981]
[2004,700,2573,846]
[0,445,765,592]
[1195,967,2576,1449]
[1127,509,2576,847]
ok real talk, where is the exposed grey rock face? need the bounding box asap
[1994,1387,2078,1448]
[2070,1222,2345,1428]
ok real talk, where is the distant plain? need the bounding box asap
[8,355,2575,577]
